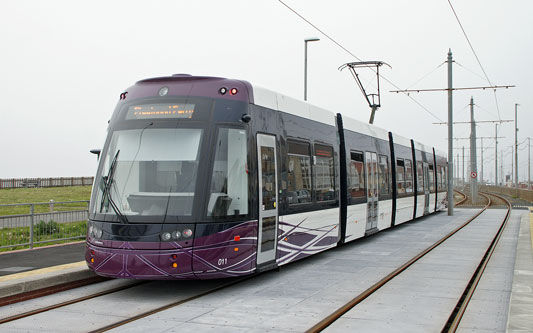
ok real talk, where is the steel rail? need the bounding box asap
[0,275,107,308]
[89,275,254,333]
[0,280,148,324]
[442,191,512,332]
[306,193,491,333]
[454,189,468,206]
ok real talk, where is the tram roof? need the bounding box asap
[128,75,443,158]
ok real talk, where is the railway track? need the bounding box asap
[442,191,512,332]
[0,280,147,325]
[1,190,514,331]
[307,191,512,332]
[0,272,254,331]
[454,189,468,206]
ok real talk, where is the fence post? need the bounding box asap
[49,199,54,212]
[30,204,34,249]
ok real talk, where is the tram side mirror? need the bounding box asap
[90,149,101,161]
[241,114,251,123]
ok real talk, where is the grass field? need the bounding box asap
[0,220,87,251]
[0,186,92,250]
[0,186,93,215]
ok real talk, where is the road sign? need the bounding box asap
[471,171,477,179]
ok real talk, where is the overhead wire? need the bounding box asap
[405,62,446,90]
[277,0,444,122]
[446,0,502,121]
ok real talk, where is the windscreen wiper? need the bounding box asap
[100,150,129,223]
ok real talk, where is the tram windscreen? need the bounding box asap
[93,127,203,219]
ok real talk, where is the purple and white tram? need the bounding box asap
[85,74,447,279]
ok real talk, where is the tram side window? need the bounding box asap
[429,164,435,193]
[405,160,413,193]
[348,151,365,198]
[378,155,390,195]
[396,159,405,194]
[314,144,335,202]
[287,140,312,205]
[417,161,424,192]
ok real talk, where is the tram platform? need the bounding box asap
[0,242,93,298]
[0,209,531,332]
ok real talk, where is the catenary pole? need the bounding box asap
[457,153,459,186]
[462,146,465,187]
[470,97,478,203]
[480,137,484,184]
[495,124,498,186]
[515,103,519,189]
[447,50,454,215]
[500,149,505,186]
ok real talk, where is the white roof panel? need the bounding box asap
[251,85,335,126]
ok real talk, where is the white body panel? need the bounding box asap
[341,116,389,142]
[395,196,414,225]
[377,199,393,230]
[277,207,339,265]
[393,135,412,149]
[429,192,436,213]
[437,191,446,210]
[416,194,425,218]
[345,203,367,243]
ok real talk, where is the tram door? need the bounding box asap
[423,162,430,214]
[365,152,379,231]
[256,134,279,265]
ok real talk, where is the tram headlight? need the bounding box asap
[161,232,172,241]
[183,228,193,238]
[95,227,103,239]
[88,224,93,237]
[171,230,181,240]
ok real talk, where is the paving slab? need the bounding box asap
[108,209,480,332]
[506,209,533,332]
[325,209,514,333]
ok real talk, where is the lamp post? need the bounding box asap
[304,37,320,101]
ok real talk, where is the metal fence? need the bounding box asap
[0,177,94,189]
[0,201,89,250]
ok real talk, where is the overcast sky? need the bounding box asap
[1,0,532,183]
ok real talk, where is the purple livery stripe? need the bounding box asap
[86,221,258,280]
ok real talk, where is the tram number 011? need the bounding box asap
[217,258,228,266]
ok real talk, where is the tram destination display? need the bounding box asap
[126,103,195,120]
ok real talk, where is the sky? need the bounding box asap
[1,0,532,183]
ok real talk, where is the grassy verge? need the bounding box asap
[0,186,92,215]
[0,220,87,252]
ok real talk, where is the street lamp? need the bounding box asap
[304,37,320,101]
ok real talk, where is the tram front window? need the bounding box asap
[207,128,248,218]
[94,127,203,220]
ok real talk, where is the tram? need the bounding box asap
[86,74,447,279]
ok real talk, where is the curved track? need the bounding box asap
[454,189,468,206]
[307,190,512,332]
[442,191,512,332]
[1,190,513,331]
